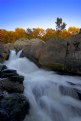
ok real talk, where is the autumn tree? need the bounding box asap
[15,28,26,39]
[32,28,45,38]
[26,28,45,39]
[42,28,55,41]
[59,30,71,39]
[0,29,9,43]
[68,26,80,35]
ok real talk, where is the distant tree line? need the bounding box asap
[0,18,80,43]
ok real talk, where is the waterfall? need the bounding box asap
[4,50,81,121]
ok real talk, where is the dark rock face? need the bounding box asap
[0,78,24,93]
[1,69,17,77]
[59,85,79,99]
[64,33,81,74]
[0,64,30,121]
[1,68,24,84]
[9,75,24,84]
[59,85,81,101]
[0,64,7,71]
[0,64,8,77]
[0,93,30,121]
[0,109,9,121]
[0,68,24,93]
[2,69,17,74]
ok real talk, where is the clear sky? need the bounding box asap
[0,0,81,30]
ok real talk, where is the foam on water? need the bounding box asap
[4,50,81,121]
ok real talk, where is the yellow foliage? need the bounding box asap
[0,26,80,43]
[42,29,56,41]
[15,28,26,39]
[59,30,71,39]
[68,26,80,35]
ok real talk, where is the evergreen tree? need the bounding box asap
[55,17,66,30]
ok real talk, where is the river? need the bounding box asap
[4,50,81,121]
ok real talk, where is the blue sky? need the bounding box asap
[0,0,81,30]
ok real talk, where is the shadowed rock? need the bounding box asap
[0,78,24,93]
[9,75,24,84]
[0,64,7,71]
[0,93,30,121]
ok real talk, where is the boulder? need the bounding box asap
[4,38,30,54]
[0,109,9,121]
[0,90,9,100]
[2,69,17,74]
[0,64,7,77]
[5,43,14,50]
[14,38,29,46]
[39,37,67,71]
[0,65,28,121]
[0,43,9,63]
[0,78,24,93]
[0,93,30,121]
[1,69,24,84]
[0,63,7,71]
[65,32,81,74]
[20,38,45,65]
[59,85,81,101]
[0,90,4,100]
[38,35,81,75]
[14,38,30,52]
[9,75,24,84]
[1,69,18,78]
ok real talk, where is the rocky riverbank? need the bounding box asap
[0,32,81,75]
[0,64,30,121]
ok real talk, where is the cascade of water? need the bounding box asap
[8,50,17,60]
[17,50,22,58]
[4,50,81,121]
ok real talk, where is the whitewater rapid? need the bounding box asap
[4,50,81,121]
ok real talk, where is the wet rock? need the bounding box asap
[1,69,18,77]
[0,63,7,71]
[2,69,17,73]
[0,93,30,121]
[0,64,28,121]
[9,75,24,84]
[1,68,24,84]
[59,85,80,100]
[74,89,81,100]
[0,109,9,121]
[67,81,76,86]
[0,90,4,100]
[77,92,81,100]
[0,78,24,93]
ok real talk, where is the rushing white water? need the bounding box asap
[4,50,81,121]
